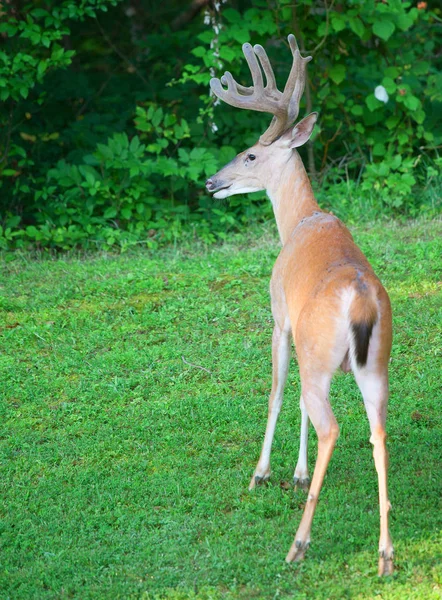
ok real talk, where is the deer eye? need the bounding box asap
[248,154,256,161]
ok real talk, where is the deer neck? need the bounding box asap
[266,151,319,245]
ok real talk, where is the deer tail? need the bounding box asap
[349,290,378,368]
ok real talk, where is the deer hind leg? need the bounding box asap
[249,321,291,490]
[354,367,394,576]
[286,371,338,562]
[293,396,310,490]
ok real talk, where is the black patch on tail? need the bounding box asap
[351,321,374,367]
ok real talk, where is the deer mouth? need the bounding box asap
[205,179,231,194]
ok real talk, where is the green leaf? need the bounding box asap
[349,17,365,38]
[381,77,396,94]
[26,225,38,237]
[96,143,113,160]
[37,61,47,78]
[163,114,176,128]
[373,143,386,156]
[396,13,414,31]
[385,115,400,130]
[103,207,117,219]
[85,172,95,186]
[388,155,402,170]
[230,26,250,45]
[366,94,382,112]
[373,20,395,41]
[384,67,399,79]
[330,13,346,33]
[219,46,236,62]
[403,95,420,111]
[223,8,241,23]
[30,8,49,18]
[178,148,190,163]
[151,107,163,128]
[129,136,140,153]
[190,148,208,161]
[412,62,430,76]
[317,22,327,37]
[329,65,346,85]
[412,109,425,124]
[0,23,18,36]
[397,132,409,145]
[402,173,416,187]
[192,46,206,58]
[51,45,65,61]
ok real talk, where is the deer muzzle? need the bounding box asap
[205,178,231,194]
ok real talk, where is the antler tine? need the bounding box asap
[210,34,312,145]
[210,42,279,112]
[259,35,312,145]
[253,44,279,97]
[210,70,251,109]
[219,45,280,99]
[221,75,253,96]
[242,43,264,90]
[286,34,312,123]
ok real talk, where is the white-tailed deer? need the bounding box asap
[206,34,394,576]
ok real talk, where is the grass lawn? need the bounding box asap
[1,219,441,599]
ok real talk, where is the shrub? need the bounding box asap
[0,0,440,249]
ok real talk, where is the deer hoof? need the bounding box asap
[285,539,310,563]
[293,476,310,491]
[249,473,270,490]
[378,550,394,576]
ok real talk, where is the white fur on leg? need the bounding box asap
[251,323,291,487]
[256,329,290,473]
[294,396,310,483]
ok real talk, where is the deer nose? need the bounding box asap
[206,178,215,191]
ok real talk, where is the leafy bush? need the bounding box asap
[193,1,441,207]
[0,103,268,250]
[0,0,441,250]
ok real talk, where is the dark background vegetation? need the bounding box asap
[0,0,441,250]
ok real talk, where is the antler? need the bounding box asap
[210,34,312,146]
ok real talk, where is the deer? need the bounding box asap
[205,34,394,576]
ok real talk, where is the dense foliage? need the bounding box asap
[0,0,441,249]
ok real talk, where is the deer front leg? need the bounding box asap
[249,322,291,490]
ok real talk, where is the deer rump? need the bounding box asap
[277,213,382,376]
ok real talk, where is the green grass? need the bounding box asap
[1,219,441,599]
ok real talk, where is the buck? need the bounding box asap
[205,34,394,576]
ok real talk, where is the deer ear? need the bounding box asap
[289,112,318,149]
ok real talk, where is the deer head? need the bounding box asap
[206,34,317,199]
